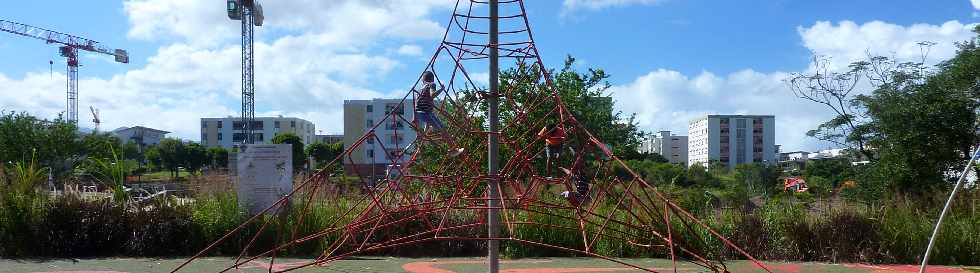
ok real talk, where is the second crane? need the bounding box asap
[0,19,129,123]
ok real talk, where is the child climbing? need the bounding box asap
[413,70,464,157]
[558,159,590,207]
[538,123,566,178]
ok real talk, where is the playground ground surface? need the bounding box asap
[1,257,978,273]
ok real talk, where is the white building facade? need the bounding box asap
[639,130,688,164]
[343,99,417,177]
[200,116,315,149]
[688,115,776,168]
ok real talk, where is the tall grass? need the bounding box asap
[0,167,979,265]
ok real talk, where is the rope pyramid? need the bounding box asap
[175,1,772,272]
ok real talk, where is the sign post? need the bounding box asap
[236,144,293,215]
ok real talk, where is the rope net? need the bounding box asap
[174,1,771,272]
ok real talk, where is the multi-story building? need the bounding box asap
[200,116,315,149]
[638,130,688,164]
[343,99,417,177]
[314,134,343,144]
[688,115,776,168]
[111,126,169,149]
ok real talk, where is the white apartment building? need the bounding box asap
[688,115,776,168]
[343,98,417,177]
[200,116,315,149]
[639,130,688,164]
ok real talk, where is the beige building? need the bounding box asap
[201,116,315,149]
[344,99,417,177]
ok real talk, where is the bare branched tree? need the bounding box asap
[786,55,876,160]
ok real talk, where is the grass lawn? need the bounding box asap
[0,257,977,273]
[139,170,193,181]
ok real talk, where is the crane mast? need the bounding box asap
[0,19,129,123]
[227,0,264,145]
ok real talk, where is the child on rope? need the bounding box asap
[538,123,566,178]
[414,71,464,157]
[558,159,590,207]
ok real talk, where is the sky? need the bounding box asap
[0,0,977,152]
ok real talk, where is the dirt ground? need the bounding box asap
[0,257,977,273]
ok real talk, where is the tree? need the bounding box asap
[306,142,343,169]
[786,56,878,161]
[207,147,229,170]
[80,132,122,160]
[183,143,208,174]
[144,146,162,172]
[271,133,305,171]
[121,141,143,162]
[157,138,185,179]
[0,112,80,179]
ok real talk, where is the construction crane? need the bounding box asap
[0,19,129,123]
[90,106,100,132]
[226,0,264,145]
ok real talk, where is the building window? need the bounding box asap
[385,103,405,115]
[290,121,296,128]
[275,121,280,129]
[367,149,374,158]
[218,133,223,140]
[202,121,207,128]
[367,119,374,128]
[217,121,223,128]
[202,133,207,141]
[367,138,374,144]
[367,105,373,112]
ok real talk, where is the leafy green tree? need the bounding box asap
[121,141,143,162]
[271,133,305,170]
[685,164,718,188]
[207,147,229,170]
[183,143,208,174]
[803,158,853,188]
[791,28,980,194]
[733,163,780,195]
[80,132,122,160]
[306,142,343,169]
[0,112,80,179]
[157,138,185,178]
[144,146,162,172]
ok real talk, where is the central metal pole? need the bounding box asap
[486,0,501,272]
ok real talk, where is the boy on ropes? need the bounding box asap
[414,70,464,157]
[558,160,590,207]
[538,123,566,178]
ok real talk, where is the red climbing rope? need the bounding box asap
[172,1,772,273]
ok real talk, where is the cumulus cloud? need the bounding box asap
[561,0,666,15]
[798,20,976,69]
[611,20,978,151]
[124,0,452,46]
[396,44,424,56]
[973,0,980,9]
[0,0,456,139]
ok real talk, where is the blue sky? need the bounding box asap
[0,0,977,151]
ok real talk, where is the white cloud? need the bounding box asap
[798,20,976,69]
[124,0,452,46]
[972,0,980,9]
[561,0,665,15]
[1,1,455,139]
[397,44,424,56]
[612,20,978,151]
